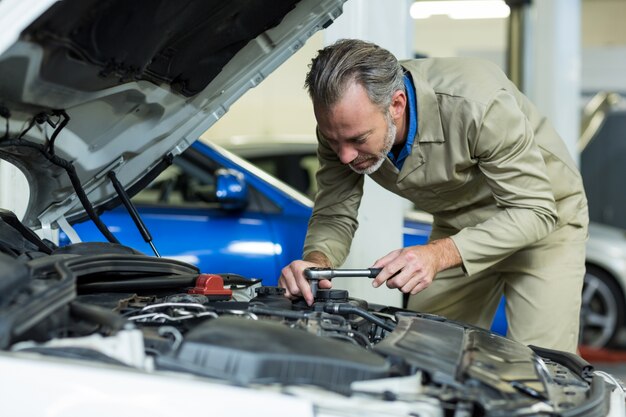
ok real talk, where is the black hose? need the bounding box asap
[323,303,396,332]
[47,110,70,156]
[248,305,312,320]
[78,275,198,293]
[69,301,127,333]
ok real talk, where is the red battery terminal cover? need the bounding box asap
[188,274,233,298]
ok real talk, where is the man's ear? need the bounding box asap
[389,90,407,122]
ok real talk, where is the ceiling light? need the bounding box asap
[410,0,511,20]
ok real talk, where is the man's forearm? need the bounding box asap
[429,237,462,273]
[303,250,333,267]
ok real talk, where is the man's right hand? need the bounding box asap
[279,258,333,306]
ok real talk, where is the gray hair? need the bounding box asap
[304,39,405,111]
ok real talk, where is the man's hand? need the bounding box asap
[371,238,462,294]
[278,251,333,305]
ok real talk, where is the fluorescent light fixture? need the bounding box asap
[410,0,510,20]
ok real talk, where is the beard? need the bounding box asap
[348,113,397,175]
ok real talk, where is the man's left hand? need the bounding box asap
[370,238,462,295]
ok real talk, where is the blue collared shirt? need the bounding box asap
[387,74,418,171]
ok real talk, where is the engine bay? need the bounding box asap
[0,233,617,417]
[0,210,620,416]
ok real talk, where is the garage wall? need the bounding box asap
[581,0,626,94]
[201,33,323,142]
[413,16,506,64]
[582,0,626,48]
[201,0,626,142]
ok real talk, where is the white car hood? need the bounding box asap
[0,0,345,230]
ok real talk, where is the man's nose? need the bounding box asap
[337,144,358,164]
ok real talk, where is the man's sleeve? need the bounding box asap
[302,130,364,267]
[449,90,558,276]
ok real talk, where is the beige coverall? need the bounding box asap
[303,57,589,353]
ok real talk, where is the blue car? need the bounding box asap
[61,141,318,284]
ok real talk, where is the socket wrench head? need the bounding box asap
[309,279,319,299]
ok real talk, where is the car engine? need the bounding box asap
[0,216,622,417]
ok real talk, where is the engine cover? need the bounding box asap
[157,316,391,392]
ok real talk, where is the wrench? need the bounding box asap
[303,267,382,298]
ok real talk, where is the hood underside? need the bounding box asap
[0,0,345,229]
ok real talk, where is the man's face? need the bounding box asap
[314,81,400,175]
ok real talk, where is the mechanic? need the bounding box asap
[278,39,589,353]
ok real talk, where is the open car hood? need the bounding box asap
[0,0,345,230]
